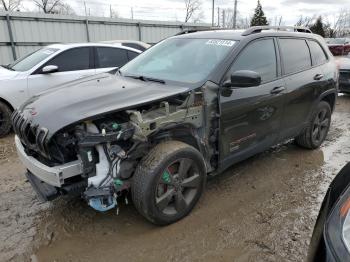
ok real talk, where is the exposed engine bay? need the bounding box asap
[34,85,219,213]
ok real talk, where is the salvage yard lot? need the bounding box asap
[1,96,350,262]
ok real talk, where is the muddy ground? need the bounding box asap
[1,96,350,262]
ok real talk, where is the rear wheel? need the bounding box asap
[0,102,12,138]
[131,141,206,225]
[295,101,331,149]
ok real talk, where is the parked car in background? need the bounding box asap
[13,26,337,225]
[307,163,350,262]
[0,43,141,137]
[101,40,151,51]
[326,38,350,56]
[336,56,350,93]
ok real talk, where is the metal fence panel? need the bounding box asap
[0,18,9,42]
[141,26,180,43]
[0,46,12,64]
[0,11,210,65]
[88,23,139,42]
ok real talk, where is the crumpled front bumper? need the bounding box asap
[15,135,83,187]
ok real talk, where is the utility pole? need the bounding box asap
[84,1,88,16]
[131,7,134,20]
[217,7,220,27]
[110,4,112,18]
[212,0,214,26]
[222,9,226,28]
[278,16,282,26]
[233,0,238,29]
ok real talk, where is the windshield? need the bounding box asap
[328,38,346,45]
[120,38,237,84]
[9,47,59,72]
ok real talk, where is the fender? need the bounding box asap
[318,88,337,112]
[0,96,15,111]
[150,123,212,173]
[306,88,337,124]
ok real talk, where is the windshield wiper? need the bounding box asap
[125,75,165,84]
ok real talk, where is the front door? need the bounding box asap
[219,38,286,169]
[27,47,95,96]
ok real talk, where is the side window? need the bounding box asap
[228,39,277,83]
[44,47,90,72]
[308,40,327,66]
[279,39,311,74]
[96,47,128,68]
[127,51,139,61]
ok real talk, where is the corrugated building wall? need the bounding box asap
[0,11,210,65]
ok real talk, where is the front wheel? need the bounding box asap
[295,101,331,149]
[0,101,12,138]
[131,141,206,225]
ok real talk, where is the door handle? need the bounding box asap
[314,74,324,80]
[270,86,285,94]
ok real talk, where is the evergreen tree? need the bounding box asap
[250,0,269,26]
[310,16,326,37]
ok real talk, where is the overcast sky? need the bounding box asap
[23,0,349,26]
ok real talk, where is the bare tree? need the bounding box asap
[1,0,21,11]
[192,10,204,23]
[332,9,350,37]
[184,0,202,23]
[32,0,74,14]
[295,15,315,27]
[57,2,75,15]
[221,8,250,29]
[109,5,119,18]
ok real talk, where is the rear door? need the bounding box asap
[220,38,286,167]
[278,38,328,140]
[27,47,95,96]
[94,47,130,74]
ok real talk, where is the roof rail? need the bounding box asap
[175,27,223,36]
[241,26,312,36]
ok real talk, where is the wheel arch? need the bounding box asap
[149,124,202,153]
[0,97,14,112]
[319,90,337,112]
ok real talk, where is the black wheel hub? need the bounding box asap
[312,108,330,143]
[155,158,201,216]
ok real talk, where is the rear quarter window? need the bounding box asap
[96,47,128,68]
[279,38,311,75]
[127,51,139,61]
[308,40,328,66]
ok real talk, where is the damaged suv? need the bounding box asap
[13,26,338,225]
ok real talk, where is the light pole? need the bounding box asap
[233,0,238,29]
[212,0,214,26]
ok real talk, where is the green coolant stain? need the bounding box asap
[162,171,171,183]
[114,179,123,187]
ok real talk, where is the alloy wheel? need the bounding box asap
[155,158,201,216]
[312,108,330,144]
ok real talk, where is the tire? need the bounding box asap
[0,101,12,138]
[131,141,206,225]
[295,101,331,149]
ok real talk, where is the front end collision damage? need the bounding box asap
[14,81,220,213]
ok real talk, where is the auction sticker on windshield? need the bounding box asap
[206,39,235,47]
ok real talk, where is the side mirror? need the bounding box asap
[41,65,58,74]
[223,70,262,88]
